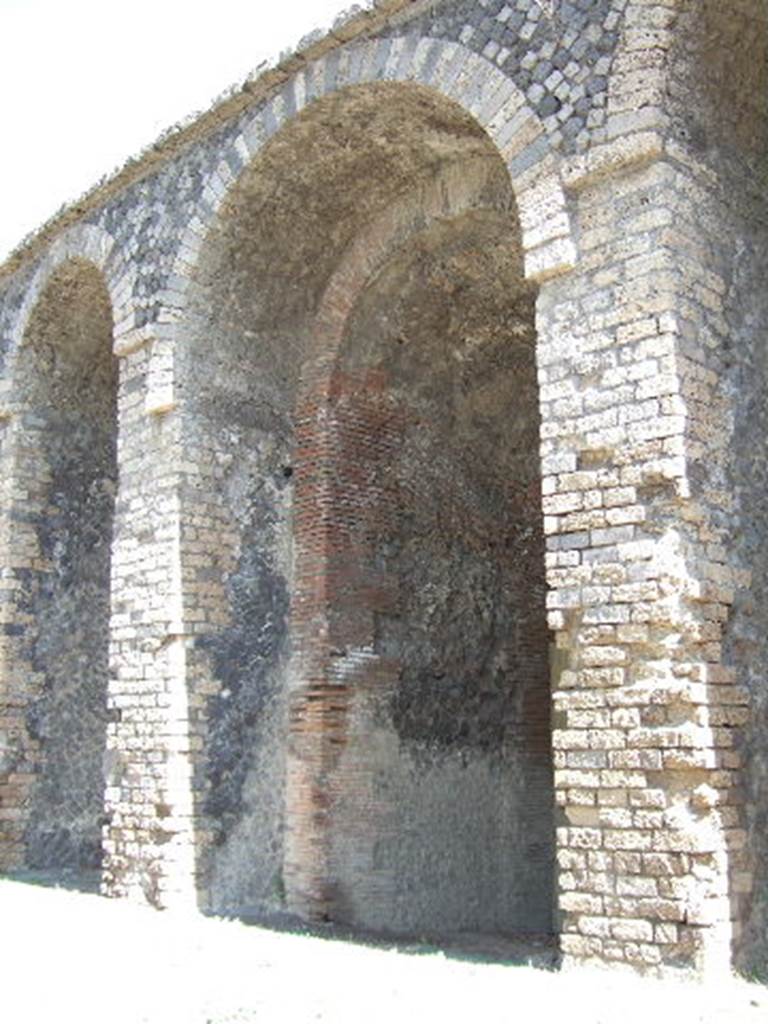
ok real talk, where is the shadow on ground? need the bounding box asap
[227,906,560,970]
[3,867,101,894]
[1,876,765,1024]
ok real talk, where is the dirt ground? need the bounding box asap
[0,878,765,1024]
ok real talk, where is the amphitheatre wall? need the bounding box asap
[0,0,766,978]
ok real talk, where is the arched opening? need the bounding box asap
[11,259,117,881]
[186,81,553,942]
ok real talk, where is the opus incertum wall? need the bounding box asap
[0,0,766,978]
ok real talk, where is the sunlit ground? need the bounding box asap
[0,878,765,1024]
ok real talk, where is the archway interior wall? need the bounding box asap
[181,82,554,931]
[0,259,117,873]
[292,208,553,934]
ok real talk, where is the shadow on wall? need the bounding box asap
[7,259,116,877]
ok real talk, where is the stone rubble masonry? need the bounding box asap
[0,0,765,978]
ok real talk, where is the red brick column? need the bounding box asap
[284,364,402,919]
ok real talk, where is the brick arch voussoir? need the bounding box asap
[162,36,578,415]
[267,36,576,284]
[168,35,577,327]
[7,223,133,397]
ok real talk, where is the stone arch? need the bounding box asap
[8,224,134,362]
[0,241,119,879]
[150,36,576,415]
[168,59,561,941]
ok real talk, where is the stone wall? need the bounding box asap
[0,0,765,978]
[665,0,768,976]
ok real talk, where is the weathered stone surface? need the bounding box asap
[0,0,766,981]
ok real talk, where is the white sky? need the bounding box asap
[0,0,349,262]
